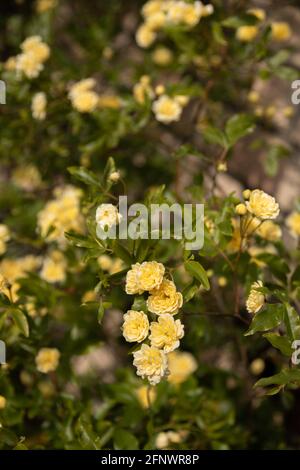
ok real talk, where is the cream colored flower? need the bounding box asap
[109,171,120,183]
[246,280,265,314]
[0,224,10,255]
[145,12,166,30]
[133,344,168,385]
[98,254,114,272]
[133,75,154,104]
[122,310,149,343]
[36,0,57,13]
[136,385,156,408]
[95,204,122,230]
[152,47,173,66]
[150,314,184,352]
[98,95,121,109]
[136,23,156,48]
[286,212,300,238]
[40,251,66,283]
[36,348,60,373]
[32,92,47,120]
[142,1,163,18]
[248,8,266,21]
[246,189,279,220]
[12,164,42,191]
[271,22,292,41]
[125,261,165,294]
[168,350,197,385]
[152,95,183,123]
[256,220,282,242]
[38,185,83,245]
[0,395,6,410]
[16,52,43,78]
[156,430,186,449]
[16,36,50,78]
[147,278,183,315]
[69,78,99,113]
[236,25,258,42]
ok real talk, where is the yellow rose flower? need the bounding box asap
[147,278,183,315]
[98,254,114,272]
[168,350,197,385]
[12,164,42,191]
[95,203,122,230]
[40,251,66,283]
[0,395,6,409]
[32,92,47,120]
[145,12,166,30]
[35,348,60,373]
[136,23,156,48]
[133,344,168,385]
[149,314,184,352]
[256,220,282,242]
[271,22,292,41]
[125,261,165,295]
[236,25,259,42]
[152,47,173,66]
[142,1,163,18]
[21,36,50,62]
[133,75,154,104]
[0,224,10,255]
[16,52,43,78]
[152,95,183,123]
[136,385,156,408]
[246,280,265,314]
[245,189,279,220]
[286,212,300,238]
[122,310,149,343]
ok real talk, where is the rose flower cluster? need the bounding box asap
[123,261,184,385]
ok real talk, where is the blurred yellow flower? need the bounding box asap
[147,278,183,315]
[122,310,149,343]
[98,95,121,109]
[136,385,156,408]
[256,220,282,242]
[0,224,10,255]
[286,212,300,237]
[246,189,279,220]
[40,251,67,283]
[133,344,167,385]
[36,348,60,373]
[246,280,264,314]
[133,75,154,104]
[16,36,50,78]
[152,47,173,66]
[136,24,156,48]
[150,314,184,352]
[12,164,42,191]
[32,92,47,120]
[152,95,183,123]
[236,26,258,42]
[0,395,6,409]
[168,350,197,385]
[248,9,266,21]
[69,79,99,113]
[36,0,57,13]
[271,22,292,41]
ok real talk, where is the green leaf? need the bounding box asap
[183,283,199,302]
[201,126,228,148]
[245,304,284,336]
[184,260,210,290]
[255,368,300,389]
[225,114,255,147]
[10,308,29,337]
[114,429,139,450]
[112,241,133,265]
[68,166,101,187]
[263,333,293,357]
[65,231,99,249]
[284,304,300,341]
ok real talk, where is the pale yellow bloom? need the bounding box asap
[12,164,42,191]
[21,36,51,62]
[98,254,114,272]
[133,75,154,104]
[247,91,260,103]
[271,22,292,41]
[38,185,83,245]
[286,212,300,237]
[150,314,184,352]
[0,395,6,410]
[142,1,164,18]
[145,12,166,30]
[136,385,156,408]
[246,189,279,220]
[40,251,66,283]
[125,261,165,295]
[122,310,149,343]
[36,348,60,373]
[246,280,264,314]
[109,171,120,183]
[36,0,57,13]
[95,204,122,230]
[168,350,197,385]
[136,23,157,48]
[248,245,276,267]
[0,224,10,255]
[147,278,183,315]
[0,255,41,284]
[98,95,121,109]
[16,36,50,78]
[4,56,17,71]
[152,47,173,66]
[156,430,187,449]
[69,79,99,113]
[32,92,47,120]
[236,25,258,42]
[16,52,43,78]
[152,95,183,123]
[235,203,247,216]
[81,290,97,303]
[256,220,282,242]
[133,344,168,385]
[109,258,124,274]
[250,358,265,375]
[248,9,266,21]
